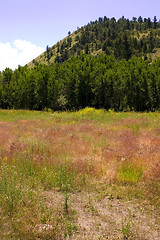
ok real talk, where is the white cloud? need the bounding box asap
[0,40,45,71]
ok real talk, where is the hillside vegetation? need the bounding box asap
[28,16,160,67]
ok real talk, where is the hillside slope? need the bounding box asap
[27,16,160,67]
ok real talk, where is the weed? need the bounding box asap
[85,196,98,215]
[54,160,75,191]
[0,163,22,215]
[122,219,131,239]
[117,163,143,183]
[64,191,69,214]
[108,194,114,201]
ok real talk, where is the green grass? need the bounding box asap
[0,156,78,239]
[0,109,51,121]
[117,163,143,183]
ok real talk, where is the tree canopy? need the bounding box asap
[1,54,160,112]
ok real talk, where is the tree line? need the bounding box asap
[0,53,160,111]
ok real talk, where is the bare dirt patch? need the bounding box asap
[42,189,160,240]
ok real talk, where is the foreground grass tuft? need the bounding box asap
[117,163,143,183]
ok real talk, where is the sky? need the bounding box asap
[0,0,160,71]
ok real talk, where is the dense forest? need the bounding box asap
[0,16,160,111]
[1,54,160,111]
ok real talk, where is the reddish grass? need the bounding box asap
[0,116,160,181]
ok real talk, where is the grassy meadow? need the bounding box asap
[0,108,160,239]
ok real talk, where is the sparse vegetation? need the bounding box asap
[27,16,160,67]
[0,108,159,239]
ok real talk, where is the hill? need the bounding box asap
[27,16,160,67]
[1,16,160,112]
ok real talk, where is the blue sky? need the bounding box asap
[0,0,160,70]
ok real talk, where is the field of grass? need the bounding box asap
[0,108,160,239]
